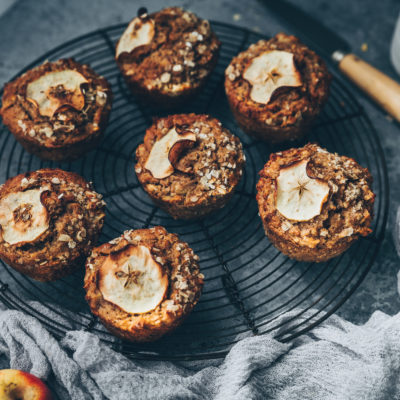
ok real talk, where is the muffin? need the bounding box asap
[135,113,245,219]
[0,58,112,161]
[115,7,220,107]
[256,144,375,262]
[225,33,331,143]
[84,226,204,342]
[0,169,106,281]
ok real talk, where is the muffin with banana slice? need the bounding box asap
[0,58,112,161]
[0,169,106,281]
[84,226,204,342]
[256,144,375,262]
[225,33,331,143]
[135,113,245,219]
[115,7,220,107]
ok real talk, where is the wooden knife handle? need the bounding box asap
[338,53,400,123]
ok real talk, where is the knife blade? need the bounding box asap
[259,0,400,123]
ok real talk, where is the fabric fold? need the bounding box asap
[0,307,399,399]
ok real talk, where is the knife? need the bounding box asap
[260,0,400,123]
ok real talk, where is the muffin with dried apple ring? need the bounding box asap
[84,226,204,342]
[135,113,245,220]
[225,33,331,143]
[115,7,220,107]
[256,144,375,262]
[0,58,112,161]
[0,168,106,281]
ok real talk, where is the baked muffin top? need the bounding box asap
[84,226,203,334]
[225,33,331,128]
[0,58,112,147]
[135,114,245,208]
[116,7,220,95]
[256,144,375,250]
[0,168,106,267]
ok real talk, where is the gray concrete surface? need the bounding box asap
[0,0,399,324]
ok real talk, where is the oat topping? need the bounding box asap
[17,120,27,132]
[160,72,171,83]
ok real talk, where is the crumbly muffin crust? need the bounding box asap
[116,7,220,107]
[0,59,112,161]
[84,226,204,342]
[225,33,331,142]
[256,144,375,262]
[135,114,245,219]
[0,169,106,281]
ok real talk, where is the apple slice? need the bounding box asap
[276,159,329,221]
[26,70,88,118]
[0,187,50,245]
[116,17,155,58]
[144,127,196,179]
[98,245,168,314]
[243,50,302,104]
[0,369,53,400]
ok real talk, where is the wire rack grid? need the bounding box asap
[0,21,389,360]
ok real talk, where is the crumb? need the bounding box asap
[233,13,241,21]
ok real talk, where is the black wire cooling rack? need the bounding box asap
[0,21,389,361]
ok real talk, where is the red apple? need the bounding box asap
[0,369,53,399]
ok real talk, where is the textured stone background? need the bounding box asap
[0,0,399,324]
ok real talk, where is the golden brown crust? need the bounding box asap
[225,33,331,143]
[256,144,375,262]
[135,113,245,219]
[84,226,204,342]
[0,59,112,161]
[116,7,220,107]
[0,169,106,281]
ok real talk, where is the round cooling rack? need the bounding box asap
[0,21,389,361]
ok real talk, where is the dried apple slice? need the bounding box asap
[276,159,329,221]
[0,187,50,245]
[243,50,302,104]
[26,70,88,118]
[98,245,168,314]
[144,127,196,179]
[116,17,155,58]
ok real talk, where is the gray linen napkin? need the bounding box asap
[0,304,400,400]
